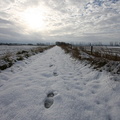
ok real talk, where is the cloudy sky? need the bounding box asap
[0,0,120,44]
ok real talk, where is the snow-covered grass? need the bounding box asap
[0,46,120,120]
[78,46,120,74]
[0,45,38,57]
[60,44,120,75]
[81,46,120,57]
[106,46,120,49]
[0,45,53,70]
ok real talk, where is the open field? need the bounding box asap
[0,45,43,57]
[58,43,120,75]
[0,45,53,70]
[79,46,120,57]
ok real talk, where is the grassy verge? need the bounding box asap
[80,47,120,61]
[0,45,54,71]
[58,43,120,75]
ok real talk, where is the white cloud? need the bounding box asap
[0,0,120,43]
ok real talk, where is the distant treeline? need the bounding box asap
[0,43,35,46]
[56,42,72,46]
[56,41,120,46]
[1,41,120,46]
[0,43,50,46]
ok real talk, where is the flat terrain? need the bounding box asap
[81,46,120,56]
[0,45,38,57]
[0,46,120,120]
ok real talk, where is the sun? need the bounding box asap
[22,8,46,31]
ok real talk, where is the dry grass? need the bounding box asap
[0,53,13,70]
[80,46,120,61]
[58,43,120,74]
[0,45,54,71]
[60,44,81,60]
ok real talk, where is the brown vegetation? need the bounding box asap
[57,42,120,74]
[0,45,54,71]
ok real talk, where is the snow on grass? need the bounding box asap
[0,45,38,56]
[81,46,120,57]
[0,46,120,120]
[0,45,52,70]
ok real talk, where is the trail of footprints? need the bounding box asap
[44,62,58,109]
[44,58,113,120]
[47,59,101,108]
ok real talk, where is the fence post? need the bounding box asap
[91,46,93,54]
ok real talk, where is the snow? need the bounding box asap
[0,46,120,120]
[0,45,38,57]
[81,46,120,56]
[107,46,120,49]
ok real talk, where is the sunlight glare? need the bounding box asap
[22,8,46,31]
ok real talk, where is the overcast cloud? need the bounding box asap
[0,0,120,44]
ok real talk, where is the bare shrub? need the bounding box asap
[71,47,81,60]
[17,50,28,55]
[2,53,12,62]
[0,53,13,70]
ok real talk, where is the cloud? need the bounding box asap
[0,0,120,43]
[0,18,12,24]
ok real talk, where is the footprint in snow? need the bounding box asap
[0,84,3,87]
[95,100,101,105]
[49,65,53,67]
[44,98,54,109]
[44,92,55,109]
[91,90,96,94]
[53,72,58,76]
[47,92,54,97]
[83,83,86,85]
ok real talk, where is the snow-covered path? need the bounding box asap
[0,46,120,120]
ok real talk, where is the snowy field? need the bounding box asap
[81,46,120,56]
[0,46,120,120]
[0,45,38,57]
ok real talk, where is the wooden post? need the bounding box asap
[91,46,93,54]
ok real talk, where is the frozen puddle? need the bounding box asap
[0,46,120,120]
